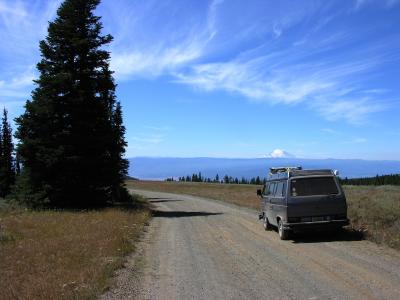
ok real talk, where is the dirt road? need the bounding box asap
[103,190,400,300]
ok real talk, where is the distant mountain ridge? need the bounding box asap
[128,157,400,180]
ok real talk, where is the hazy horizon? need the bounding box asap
[129,157,400,179]
[129,155,400,162]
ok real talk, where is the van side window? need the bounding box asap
[263,183,269,195]
[268,182,276,195]
[275,182,285,197]
[281,182,286,197]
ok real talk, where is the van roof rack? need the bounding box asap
[269,166,302,175]
[268,167,338,180]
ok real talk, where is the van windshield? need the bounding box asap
[290,177,339,196]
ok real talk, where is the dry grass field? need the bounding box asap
[127,180,262,209]
[128,180,400,249]
[345,185,400,249]
[0,200,150,300]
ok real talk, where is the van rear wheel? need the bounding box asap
[263,216,272,231]
[278,219,289,240]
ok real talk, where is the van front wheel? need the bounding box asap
[263,216,272,231]
[278,219,290,240]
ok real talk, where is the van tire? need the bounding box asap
[278,219,289,240]
[263,216,272,231]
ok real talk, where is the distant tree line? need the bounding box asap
[166,173,400,186]
[0,109,16,198]
[165,173,266,185]
[340,174,400,186]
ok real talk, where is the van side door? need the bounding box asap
[271,181,287,224]
[265,181,277,225]
[262,183,269,213]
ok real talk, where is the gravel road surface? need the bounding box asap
[102,189,400,300]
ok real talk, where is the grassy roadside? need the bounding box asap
[128,180,400,249]
[345,185,400,249]
[0,196,151,300]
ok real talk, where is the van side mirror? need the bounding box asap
[257,189,262,197]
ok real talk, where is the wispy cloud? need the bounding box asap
[116,0,396,124]
[0,0,61,56]
[311,97,387,124]
[354,0,400,9]
[143,125,171,132]
[354,137,367,143]
[111,37,208,79]
[0,0,398,127]
[0,0,61,101]
[321,128,338,134]
[104,0,216,80]
[175,46,393,123]
[0,67,35,98]
[131,135,164,145]
[130,125,170,146]
[343,137,368,144]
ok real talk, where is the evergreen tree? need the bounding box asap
[15,0,128,207]
[0,117,2,195]
[223,175,229,184]
[15,153,21,176]
[108,102,129,202]
[215,174,219,183]
[0,108,15,198]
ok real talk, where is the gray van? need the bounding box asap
[257,167,349,240]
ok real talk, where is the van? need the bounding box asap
[257,167,349,240]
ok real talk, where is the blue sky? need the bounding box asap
[0,0,399,160]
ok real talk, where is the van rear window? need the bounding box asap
[290,177,339,196]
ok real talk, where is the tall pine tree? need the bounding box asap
[15,0,128,207]
[0,108,15,198]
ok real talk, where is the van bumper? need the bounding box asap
[283,219,349,231]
